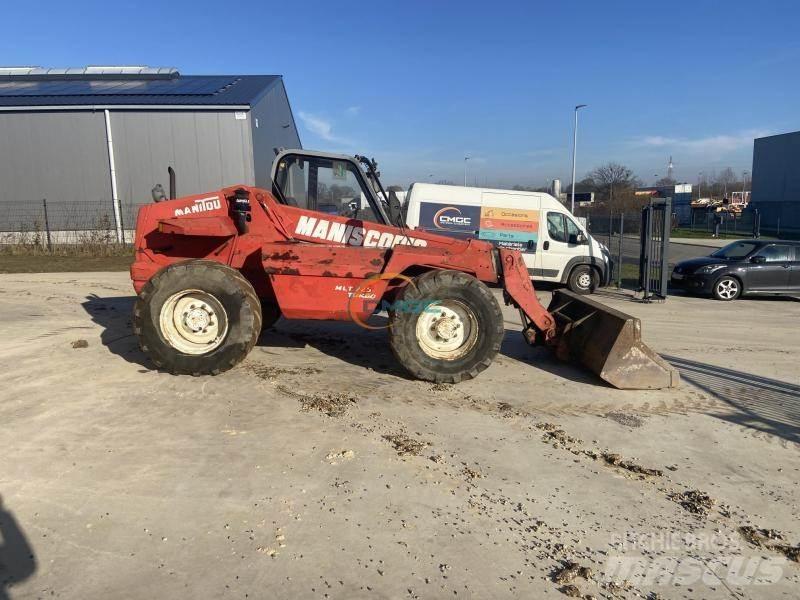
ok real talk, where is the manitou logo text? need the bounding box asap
[174,196,221,217]
[294,216,428,248]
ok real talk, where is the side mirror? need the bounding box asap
[387,190,403,226]
[750,255,766,264]
[569,232,588,245]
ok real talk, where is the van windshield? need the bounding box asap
[710,241,759,259]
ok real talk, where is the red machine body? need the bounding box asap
[131,185,556,337]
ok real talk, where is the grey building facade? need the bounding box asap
[0,67,301,238]
[750,131,800,234]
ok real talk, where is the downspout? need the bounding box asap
[104,109,124,243]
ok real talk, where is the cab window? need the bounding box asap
[274,155,382,223]
[546,212,567,242]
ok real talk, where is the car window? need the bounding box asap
[754,245,791,262]
[710,241,759,259]
[547,212,567,242]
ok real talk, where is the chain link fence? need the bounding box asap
[0,200,148,248]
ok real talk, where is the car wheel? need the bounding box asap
[712,276,741,301]
[567,265,598,295]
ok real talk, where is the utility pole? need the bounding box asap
[570,104,587,214]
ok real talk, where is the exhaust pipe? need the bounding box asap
[168,166,176,200]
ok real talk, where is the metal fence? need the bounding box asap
[0,199,148,246]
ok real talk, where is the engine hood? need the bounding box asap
[673,256,731,273]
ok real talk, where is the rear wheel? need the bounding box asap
[133,260,262,375]
[712,276,741,301]
[388,270,504,383]
[567,264,598,294]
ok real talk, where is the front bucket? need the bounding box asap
[547,290,679,390]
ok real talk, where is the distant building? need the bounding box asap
[0,66,301,239]
[635,184,693,224]
[749,131,800,234]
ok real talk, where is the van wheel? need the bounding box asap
[388,270,504,383]
[567,265,597,295]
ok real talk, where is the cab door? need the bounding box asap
[536,211,585,280]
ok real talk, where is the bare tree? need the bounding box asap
[655,177,676,187]
[585,163,640,208]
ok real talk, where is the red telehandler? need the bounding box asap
[130,149,677,389]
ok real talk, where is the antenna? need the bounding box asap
[667,156,674,181]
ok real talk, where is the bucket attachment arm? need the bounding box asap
[499,248,678,390]
[547,290,680,390]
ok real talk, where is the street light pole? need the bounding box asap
[464,156,470,187]
[698,172,704,199]
[742,170,749,205]
[570,104,587,214]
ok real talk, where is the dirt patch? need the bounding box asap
[429,383,452,392]
[325,449,355,464]
[739,526,799,563]
[382,433,428,456]
[552,561,593,584]
[247,364,322,380]
[584,451,663,477]
[0,253,133,274]
[71,339,89,349]
[277,385,357,417]
[604,412,646,428]
[670,490,715,516]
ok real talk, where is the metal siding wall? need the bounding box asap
[111,110,254,205]
[0,111,111,204]
[750,132,800,229]
[250,81,302,189]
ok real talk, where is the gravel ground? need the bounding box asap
[1,272,798,599]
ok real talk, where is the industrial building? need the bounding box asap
[635,184,693,224]
[749,131,800,235]
[0,66,301,239]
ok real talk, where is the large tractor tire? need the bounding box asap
[388,270,504,383]
[133,260,262,375]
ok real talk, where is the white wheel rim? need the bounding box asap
[159,289,228,355]
[717,279,738,299]
[577,273,592,289]
[415,300,479,360]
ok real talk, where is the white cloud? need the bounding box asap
[345,105,361,116]
[297,111,353,145]
[633,129,771,156]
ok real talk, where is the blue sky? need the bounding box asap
[4,0,799,187]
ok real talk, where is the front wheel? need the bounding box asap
[133,260,262,375]
[388,270,504,383]
[712,276,741,301]
[567,265,598,295]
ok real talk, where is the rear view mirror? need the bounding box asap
[387,190,403,226]
[750,255,767,264]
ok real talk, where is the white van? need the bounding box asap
[402,183,611,294]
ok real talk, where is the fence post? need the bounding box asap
[617,213,624,288]
[42,198,52,252]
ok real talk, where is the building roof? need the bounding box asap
[0,68,282,108]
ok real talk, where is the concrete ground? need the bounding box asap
[1,272,798,599]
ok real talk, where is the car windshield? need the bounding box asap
[710,241,759,259]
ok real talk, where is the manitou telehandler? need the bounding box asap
[130,149,677,389]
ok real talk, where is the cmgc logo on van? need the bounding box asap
[434,206,472,228]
